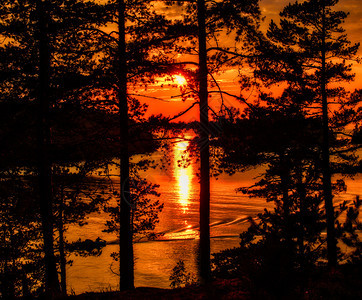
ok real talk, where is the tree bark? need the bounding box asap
[118,0,134,290]
[197,0,211,283]
[321,1,337,268]
[36,0,61,296]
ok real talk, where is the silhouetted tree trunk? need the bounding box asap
[279,153,292,247]
[58,186,67,295]
[118,0,134,290]
[280,154,290,217]
[160,1,260,282]
[21,271,30,298]
[35,0,61,296]
[197,0,211,283]
[1,252,15,298]
[320,1,337,268]
[296,169,306,267]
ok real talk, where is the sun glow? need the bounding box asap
[174,140,193,213]
[173,74,187,86]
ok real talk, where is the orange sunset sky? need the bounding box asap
[136,0,362,122]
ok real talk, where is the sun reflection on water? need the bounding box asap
[174,139,193,213]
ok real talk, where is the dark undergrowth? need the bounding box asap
[43,262,362,300]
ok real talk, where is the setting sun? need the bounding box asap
[173,74,187,86]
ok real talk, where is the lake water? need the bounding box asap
[66,139,362,294]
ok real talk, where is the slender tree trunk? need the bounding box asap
[2,234,15,299]
[35,0,61,296]
[118,0,134,290]
[197,0,211,283]
[58,187,67,295]
[280,154,290,217]
[296,168,306,267]
[21,270,31,298]
[321,2,337,268]
[279,154,292,252]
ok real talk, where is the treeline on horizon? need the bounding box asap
[0,0,361,298]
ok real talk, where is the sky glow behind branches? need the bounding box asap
[135,0,362,120]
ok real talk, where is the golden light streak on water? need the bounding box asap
[174,139,193,213]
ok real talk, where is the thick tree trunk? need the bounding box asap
[321,2,337,268]
[197,0,211,283]
[36,0,61,296]
[118,0,134,290]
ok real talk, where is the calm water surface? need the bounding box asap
[66,140,362,294]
